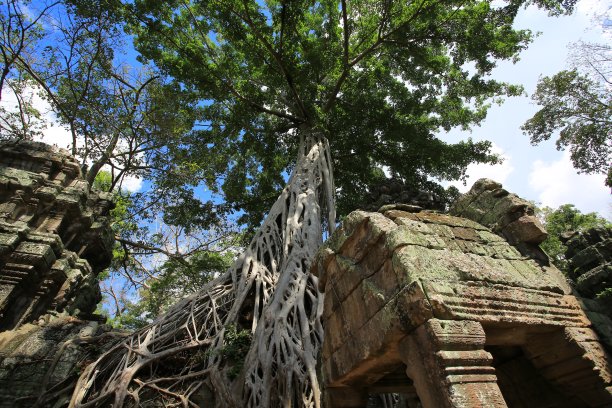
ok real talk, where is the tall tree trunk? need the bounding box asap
[69,131,335,408]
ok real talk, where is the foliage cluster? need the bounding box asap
[0,0,236,314]
[107,249,236,329]
[538,204,611,272]
[220,324,253,379]
[523,41,611,186]
[123,0,578,228]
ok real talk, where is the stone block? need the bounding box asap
[0,233,19,249]
[0,317,120,407]
[452,253,516,284]
[357,237,390,281]
[394,281,433,332]
[339,282,373,333]
[451,226,482,242]
[26,231,63,256]
[327,304,406,386]
[455,239,491,257]
[571,246,606,276]
[13,241,55,269]
[334,211,395,260]
[323,308,347,358]
[0,140,113,331]
[477,229,505,243]
[416,212,487,231]
[438,236,462,251]
[427,223,454,238]
[504,215,548,244]
[582,308,612,351]
[366,259,400,298]
[319,201,612,407]
[391,215,433,234]
[326,257,366,307]
[384,225,429,251]
[523,327,612,407]
[421,279,590,327]
[576,264,612,297]
[488,242,524,260]
[398,319,507,408]
[479,193,522,228]
[392,246,459,287]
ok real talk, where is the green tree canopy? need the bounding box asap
[123,0,576,228]
[539,203,611,272]
[523,41,611,186]
[1,1,239,322]
[108,248,236,329]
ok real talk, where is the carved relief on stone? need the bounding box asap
[0,140,114,331]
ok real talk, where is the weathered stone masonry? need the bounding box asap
[564,226,612,349]
[314,179,612,408]
[0,140,119,407]
[0,140,114,329]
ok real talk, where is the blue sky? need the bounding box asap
[443,1,611,218]
[9,0,611,218]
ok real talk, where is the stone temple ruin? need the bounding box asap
[0,141,610,407]
[313,179,612,407]
[0,140,114,328]
[0,140,118,407]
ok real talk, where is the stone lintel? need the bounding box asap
[422,279,590,328]
[322,280,433,387]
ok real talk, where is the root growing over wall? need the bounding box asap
[69,133,335,407]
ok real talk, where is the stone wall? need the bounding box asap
[0,140,114,330]
[0,318,121,407]
[0,140,119,407]
[566,227,612,305]
[449,178,549,262]
[1,142,610,408]
[565,227,612,349]
[449,178,612,351]
[315,180,612,407]
[361,178,449,213]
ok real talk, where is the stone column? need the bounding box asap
[399,319,507,408]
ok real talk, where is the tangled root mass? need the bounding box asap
[69,133,335,408]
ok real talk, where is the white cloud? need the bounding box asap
[2,84,143,192]
[1,83,73,148]
[528,150,610,218]
[29,91,74,149]
[118,175,143,192]
[40,122,73,150]
[576,0,611,17]
[576,0,612,39]
[446,143,515,193]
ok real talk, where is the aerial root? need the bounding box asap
[69,133,334,408]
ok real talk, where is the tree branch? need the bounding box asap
[322,0,436,114]
[341,0,349,68]
[85,75,159,184]
[115,236,190,266]
[236,0,309,121]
